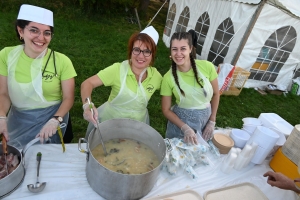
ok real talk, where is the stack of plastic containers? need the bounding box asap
[246,126,279,164]
[220,142,258,174]
[242,117,262,135]
[258,113,293,138]
[230,129,250,148]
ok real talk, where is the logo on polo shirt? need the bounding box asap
[43,71,58,82]
[146,84,154,93]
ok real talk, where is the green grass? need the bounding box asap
[0,1,300,143]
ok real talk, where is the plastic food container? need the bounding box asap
[212,134,234,154]
[230,129,250,149]
[270,147,299,180]
[204,182,268,200]
[144,189,203,200]
[267,127,286,157]
[258,113,293,138]
[242,124,257,135]
[242,117,262,126]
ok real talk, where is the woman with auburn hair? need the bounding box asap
[81,26,162,138]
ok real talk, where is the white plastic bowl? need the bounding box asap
[230,129,251,148]
[242,117,262,126]
[242,124,258,135]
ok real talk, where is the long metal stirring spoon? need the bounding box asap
[86,98,107,156]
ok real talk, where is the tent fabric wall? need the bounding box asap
[237,3,300,89]
[269,0,300,17]
[163,0,258,62]
[162,0,300,90]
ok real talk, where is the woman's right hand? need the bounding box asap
[0,117,9,141]
[83,103,99,127]
[181,124,198,145]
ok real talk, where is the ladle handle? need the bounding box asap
[2,136,8,154]
[86,98,107,156]
[36,152,42,178]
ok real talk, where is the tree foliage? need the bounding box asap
[78,0,140,15]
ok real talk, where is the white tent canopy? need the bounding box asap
[162,0,300,90]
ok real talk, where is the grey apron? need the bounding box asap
[165,105,211,139]
[7,104,68,149]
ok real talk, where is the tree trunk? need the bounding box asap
[139,0,150,19]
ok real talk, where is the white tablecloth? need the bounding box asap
[3,144,299,200]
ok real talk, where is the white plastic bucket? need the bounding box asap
[251,145,272,164]
[247,126,279,151]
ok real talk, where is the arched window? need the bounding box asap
[194,12,210,56]
[249,26,297,82]
[175,6,190,32]
[164,3,176,37]
[208,18,234,66]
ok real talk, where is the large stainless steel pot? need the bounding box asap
[78,118,167,200]
[0,144,25,198]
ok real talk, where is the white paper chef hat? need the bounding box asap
[17,4,54,27]
[140,26,159,45]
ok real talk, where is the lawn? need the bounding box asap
[0,1,299,143]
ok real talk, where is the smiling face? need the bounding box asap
[170,38,192,69]
[17,22,52,58]
[130,40,153,71]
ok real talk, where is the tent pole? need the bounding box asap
[134,8,142,30]
[145,0,168,28]
[231,0,267,66]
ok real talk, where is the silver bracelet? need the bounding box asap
[0,116,7,120]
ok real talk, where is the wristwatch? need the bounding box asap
[53,116,63,123]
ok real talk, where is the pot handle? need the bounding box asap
[78,138,89,154]
[22,138,40,166]
[164,138,173,152]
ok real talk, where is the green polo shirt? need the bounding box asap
[0,46,77,101]
[160,60,217,104]
[97,61,162,102]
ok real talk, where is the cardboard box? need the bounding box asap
[266,88,283,95]
[265,85,284,95]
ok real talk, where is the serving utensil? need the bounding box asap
[86,98,107,156]
[27,152,46,193]
[1,136,9,175]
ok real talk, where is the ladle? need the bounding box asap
[27,152,46,193]
[86,98,108,156]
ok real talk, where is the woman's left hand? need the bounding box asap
[36,118,59,143]
[202,120,215,141]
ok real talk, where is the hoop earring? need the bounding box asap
[20,36,23,40]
